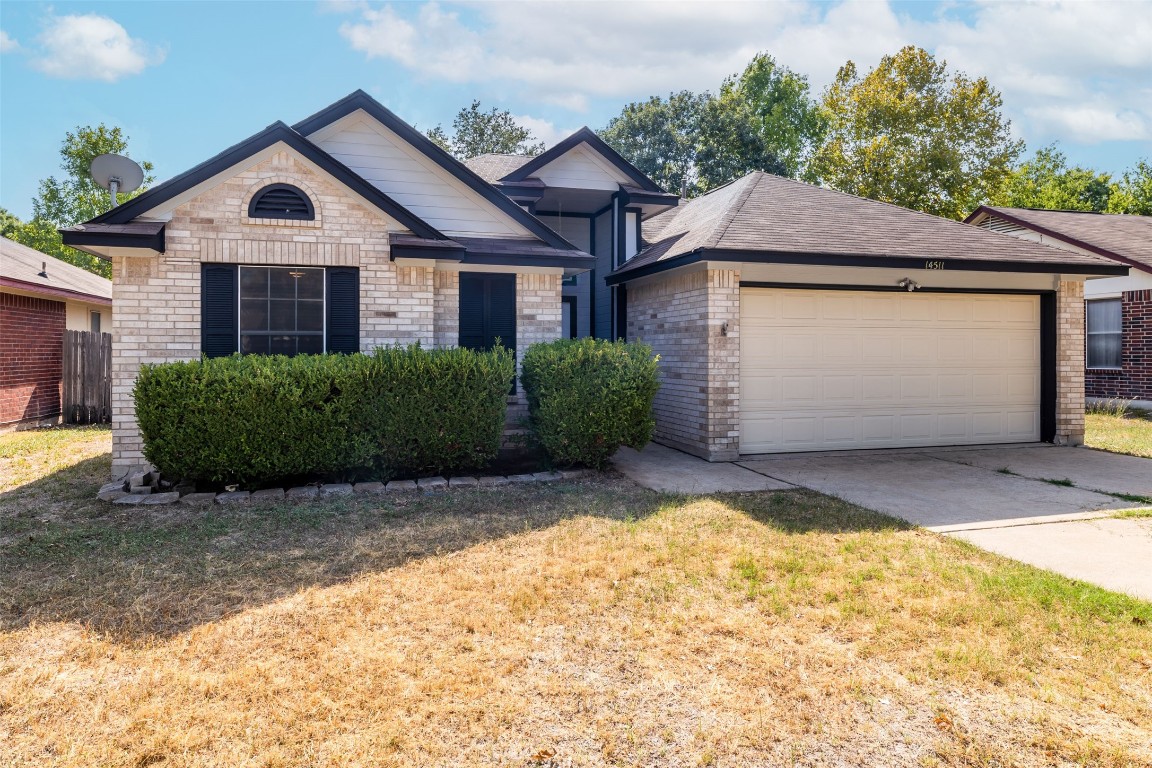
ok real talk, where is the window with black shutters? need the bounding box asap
[248,184,315,220]
[201,264,358,357]
[1086,298,1122,369]
[459,272,516,353]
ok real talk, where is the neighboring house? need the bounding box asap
[1,237,112,428]
[965,206,1152,409]
[61,90,1124,475]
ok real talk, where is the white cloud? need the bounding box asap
[339,1,1152,144]
[0,30,18,53]
[513,114,577,148]
[32,13,165,82]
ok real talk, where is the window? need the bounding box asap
[201,264,359,357]
[90,311,101,334]
[240,267,325,356]
[248,184,314,220]
[1086,298,1122,369]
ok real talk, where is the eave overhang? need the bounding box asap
[605,247,1130,285]
[60,221,166,259]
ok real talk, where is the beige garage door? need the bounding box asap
[739,288,1041,454]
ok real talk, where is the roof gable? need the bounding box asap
[293,90,576,250]
[500,127,665,193]
[85,122,442,240]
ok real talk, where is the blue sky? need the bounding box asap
[2,0,1150,221]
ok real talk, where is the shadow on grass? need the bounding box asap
[0,445,912,643]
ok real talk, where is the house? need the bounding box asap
[965,206,1152,409]
[61,90,1125,475]
[1,237,112,428]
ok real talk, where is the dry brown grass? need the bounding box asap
[1086,410,1152,459]
[2,427,1151,767]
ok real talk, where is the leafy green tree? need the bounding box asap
[701,53,825,184]
[7,125,153,277]
[991,145,1113,211]
[1107,159,1152,215]
[427,100,545,159]
[810,46,1024,219]
[0,207,20,239]
[600,91,711,198]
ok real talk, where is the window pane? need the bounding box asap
[270,335,297,356]
[296,269,324,300]
[240,299,268,332]
[241,335,269,355]
[1087,333,1122,368]
[241,267,269,295]
[269,299,296,331]
[297,335,323,355]
[270,268,298,297]
[297,300,323,332]
[1087,299,1121,334]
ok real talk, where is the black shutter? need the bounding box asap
[326,267,360,354]
[201,264,237,358]
[614,285,627,341]
[458,272,515,354]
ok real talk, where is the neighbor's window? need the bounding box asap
[90,311,101,334]
[1086,298,1122,369]
[240,266,325,356]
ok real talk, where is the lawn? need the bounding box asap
[1086,408,1152,459]
[2,428,1151,767]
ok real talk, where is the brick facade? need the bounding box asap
[109,150,562,476]
[626,269,741,460]
[1085,289,1152,403]
[1,292,65,425]
[1055,280,1086,445]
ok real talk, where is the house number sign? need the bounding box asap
[924,260,945,270]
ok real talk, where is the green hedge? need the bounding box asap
[133,345,515,486]
[521,338,660,469]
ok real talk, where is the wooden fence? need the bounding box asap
[62,330,112,424]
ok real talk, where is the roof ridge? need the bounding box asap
[710,172,764,248]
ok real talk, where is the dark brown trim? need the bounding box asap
[0,277,112,305]
[606,247,1128,284]
[966,206,1152,276]
[1040,292,1056,442]
[740,281,1057,295]
[61,224,165,254]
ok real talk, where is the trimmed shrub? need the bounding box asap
[521,338,660,469]
[133,345,515,486]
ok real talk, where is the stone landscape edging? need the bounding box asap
[98,469,593,506]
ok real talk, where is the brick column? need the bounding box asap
[704,269,741,461]
[432,270,459,348]
[1055,279,1085,445]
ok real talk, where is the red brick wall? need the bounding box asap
[1086,289,1152,402]
[1,292,65,424]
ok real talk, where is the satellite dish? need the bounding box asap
[90,153,144,208]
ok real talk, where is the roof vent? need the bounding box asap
[38,261,48,278]
[248,183,315,220]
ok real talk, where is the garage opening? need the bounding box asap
[739,288,1042,454]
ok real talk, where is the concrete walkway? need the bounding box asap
[613,442,1152,601]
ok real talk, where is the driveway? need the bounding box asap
[614,443,1152,601]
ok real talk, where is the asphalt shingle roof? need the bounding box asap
[1,236,112,301]
[462,154,536,183]
[976,206,1152,271]
[616,172,1122,276]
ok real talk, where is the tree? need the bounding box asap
[700,53,825,185]
[991,145,1113,211]
[599,91,711,198]
[7,125,154,277]
[810,46,1024,219]
[427,100,545,159]
[1107,159,1152,215]
[0,207,20,239]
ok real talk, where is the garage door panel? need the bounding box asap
[739,288,1041,453]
